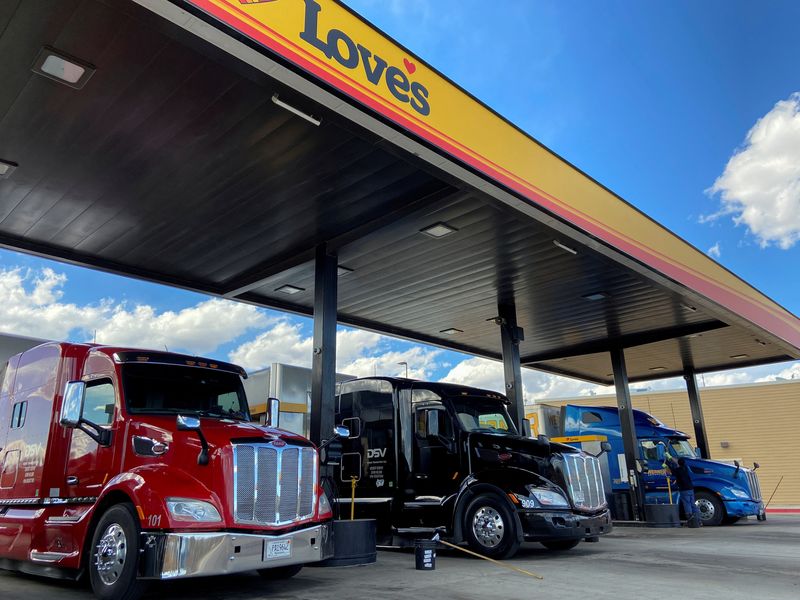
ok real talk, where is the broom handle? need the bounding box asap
[435,538,544,580]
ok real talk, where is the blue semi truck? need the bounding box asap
[528,404,765,525]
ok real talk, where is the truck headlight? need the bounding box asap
[518,486,570,509]
[730,488,750,500]
[166,498,222,522]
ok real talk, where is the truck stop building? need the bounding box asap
[2,0,800,522]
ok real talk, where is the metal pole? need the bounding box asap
[610,347,645,521]
[684,369,710,459]
[310,244,338,446]
[498,303,525,432]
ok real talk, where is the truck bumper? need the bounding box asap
[723,499,766,520]
[519,508,612,542]
[139,522,333,579]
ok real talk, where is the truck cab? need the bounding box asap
[335,378,611,559]
[543,404,765,525]
[0,342,335,600]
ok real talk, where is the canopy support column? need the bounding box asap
[498,303,525,432]
[611,347,645,521]
[310,243,338,446]
[683,370,710,459]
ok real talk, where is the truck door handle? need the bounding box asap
[66,476,79,486]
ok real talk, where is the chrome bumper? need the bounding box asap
[139,523,333,579]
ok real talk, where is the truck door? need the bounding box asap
[639,440,670,502]
[408,389,460,501]
[65,378,119,500]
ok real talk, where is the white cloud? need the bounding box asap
[0,266,268,355]
[756,361,800,382]
[228,321,441,378]
[707,92,800,249]
[707,242,721,258]
[439,357,612,402]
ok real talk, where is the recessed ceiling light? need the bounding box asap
[0,159,17,179]
[729,354,749,359]
[755,339,767,346]
[420,222,457,238]
[649,366,667,372]
[337,266,353,276]
[275,284,305,295]
[681,303,697,312]
[553,240,577,255]
[582,291,609,301]
[439,328,463,335]
[31,46,95,89]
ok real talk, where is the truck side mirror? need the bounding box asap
[753,462,760,471]
[694,447,702,458]
[266,397,280,428]
[521,418,532,438]
[333,425,350,438]
[600,441,612,454]
[177,415,209,466]
[60,381,86,428]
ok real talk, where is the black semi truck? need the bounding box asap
[333,377,612,558]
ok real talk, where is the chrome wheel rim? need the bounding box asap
[95,523,127,585]
[696,498,715,522]
[472,506,505,548]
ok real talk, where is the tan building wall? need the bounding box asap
[529,379,800,508]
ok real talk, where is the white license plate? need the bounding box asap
[265,540,292,560]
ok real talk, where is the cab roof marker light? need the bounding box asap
[272,93,321,126]
[553,240,577,255]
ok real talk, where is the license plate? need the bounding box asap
[265,539,292,560]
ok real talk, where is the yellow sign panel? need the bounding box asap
[186,0,800,350]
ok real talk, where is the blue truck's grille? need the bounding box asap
[559,453,606,512]
[233,443,317,526]
[745,469,762,501]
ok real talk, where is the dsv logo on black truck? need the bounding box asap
[299,0,431,116]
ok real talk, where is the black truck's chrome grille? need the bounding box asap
[745,469,762,501]
[233,443,317,526]
[559,453,606,511]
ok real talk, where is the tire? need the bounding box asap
[541,538,581,551]
[695,491,724,526]
[88,504,148,600]
[463,494,520,560]
[257,565,303,580]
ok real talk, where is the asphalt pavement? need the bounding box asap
[1,515,798,599]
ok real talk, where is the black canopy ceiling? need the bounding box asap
[0,0,796,385]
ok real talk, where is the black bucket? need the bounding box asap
[414,539,437,570]
[316,519,377,567]
[644,503,681,528]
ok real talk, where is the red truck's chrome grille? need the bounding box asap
[233,443,317,526]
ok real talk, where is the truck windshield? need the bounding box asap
[669,439,696,458]
[448,396,518,435]
[121,363,250,421]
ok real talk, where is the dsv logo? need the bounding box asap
[299,0,431,116]
[367,448,387,459]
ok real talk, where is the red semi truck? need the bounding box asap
[0,342,335,600]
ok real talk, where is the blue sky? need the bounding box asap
[2,1,800,399]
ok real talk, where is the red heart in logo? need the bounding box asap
[403,58,417,75]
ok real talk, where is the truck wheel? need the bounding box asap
[695,491,724,526]
[464,494,520,559]
[88,504,147,600]
[541,539,581,551]
[257,565,303,579]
